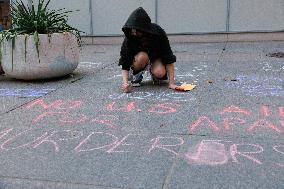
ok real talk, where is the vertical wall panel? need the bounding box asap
[158,0,227,33]
[91,0,156,36]
[230,0,284,32]
[32,0,91,35]
[11,0,284,36]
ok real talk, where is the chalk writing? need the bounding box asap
[230,143,263,165]
[26,99,284,135]
[26,99,181,131]
[109,91,196,102]
[32,112,119,129]
[185,140,229,166]
[106,134,134,153]
[185,140,265,166]
[74,132,119,153]
[106,102,135,112]
[78,62,102,69]
[149,136,184,156]
[176,64,209,83]
[273,145,284,155]
[261,61,284,72]
[0,128,83,151]
[190,116,220,133]
[0,128,282,167]
[189,105,284,134]
[107,74,122,80]
[32,112,88,124]
[0,88,55,97]
[278,107,284,118]
[219,105,252,116]
[107,64,208,83]
[260,105,270,117]
[226,75,284,97]
[222,118,246,130]
[247,119,281,133]
[26,99,182,115]
[26,99,83,110]
[106,101,180,114]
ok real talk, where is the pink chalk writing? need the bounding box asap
[189,116,220,133]
[148,103,180,114]
[32,130,83,152]
[273,145,284,155]
[148,136,184,156]
[280,120,284,129]
[189,105,284,134]
[184,140,275,166]
[91,115,119,129]
[32,131,60,152]
[74,132,118,153]
[32,112,88,124]
[1,128,38,150]
[185,140,228,166]
[0,128,13,140]
[106,102,135,112]
[106,101,180,114]
[278,107,284,118]
[56,130,84,141]
[107,134,133,153]
[26,99,181,132]
[0,127,282,168]
[32,112,119,129]
[26,99,83,110]
[219,105,252,116]
[1,129,83,152]
[248,119,281,133]
[222,118,246,130]
[260,105,270,117]
[230,144,263,165]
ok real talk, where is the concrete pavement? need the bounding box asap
[0,41,283,189]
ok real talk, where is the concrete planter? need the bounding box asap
[0,32,79,80]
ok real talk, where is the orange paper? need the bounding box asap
[175,83,196,91]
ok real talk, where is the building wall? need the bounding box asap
[229,0,284,32]
[158,0,228,33]
[14,0,284,36]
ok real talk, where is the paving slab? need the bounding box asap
[0,177,123,189]
[0,130,184,189]
[0,42,283,189]
[163,135,284,189]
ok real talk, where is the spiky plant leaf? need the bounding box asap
[1,0,82,45]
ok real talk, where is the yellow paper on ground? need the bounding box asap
[176,83,196,91]
[181,83,196,91]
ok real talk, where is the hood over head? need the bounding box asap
[122,7,158,38]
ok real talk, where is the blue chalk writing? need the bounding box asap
[226,75,284,97]
[109,91,196,102]
[0,88,56,97]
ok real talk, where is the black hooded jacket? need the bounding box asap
[119,7,176,71]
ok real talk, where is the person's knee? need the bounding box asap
[133,52,149,71]
[152,65,166,79]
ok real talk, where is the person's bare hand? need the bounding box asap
[121,83,131,93]
[168,83,178,90]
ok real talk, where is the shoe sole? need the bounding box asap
[132,83,141,87]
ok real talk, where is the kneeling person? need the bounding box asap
[119,7,178,93]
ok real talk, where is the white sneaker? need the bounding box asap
[131,71,144,87]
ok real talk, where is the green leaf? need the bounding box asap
[4,0,81,45]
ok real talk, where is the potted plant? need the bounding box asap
[0,0,81,80]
